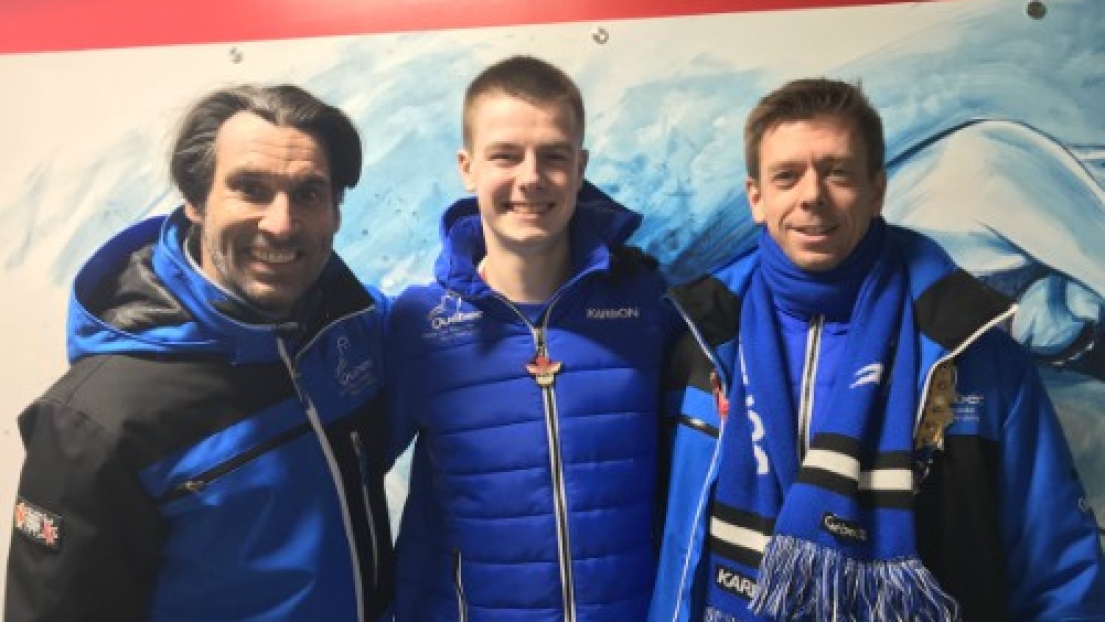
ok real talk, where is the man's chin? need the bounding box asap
[241,286,301,319]
[791,253,845,273]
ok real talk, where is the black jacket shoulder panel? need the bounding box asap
[38,354,295,469]
[608,245,661,278]
[915,268,1014,351]
[668,275,742,349]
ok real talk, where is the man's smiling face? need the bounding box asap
[186,111,339,318]
[458,91,588,260]
[746,114,886,272]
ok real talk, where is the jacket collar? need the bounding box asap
[432,181,643,299]
[668,224,1015,380]
[68,207,374,365]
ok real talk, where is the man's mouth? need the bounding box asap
[506,201,555,215]
[792,224,835,236]
[251,248,299,264]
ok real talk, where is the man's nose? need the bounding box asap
[258,195,297,239]
[798,171,826,208]
[518,153,543,190]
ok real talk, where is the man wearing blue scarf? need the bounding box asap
[649,78,1105,622]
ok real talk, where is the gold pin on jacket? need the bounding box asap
[916,360,958,450]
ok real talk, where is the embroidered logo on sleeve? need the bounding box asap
[13,496,63,551]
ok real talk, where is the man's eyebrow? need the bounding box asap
[764,160,800,171]
[481,140,521,152]
[223,169,266,187]
[295,172,332,186]
[224,167,331,184]
[481,140,575,151]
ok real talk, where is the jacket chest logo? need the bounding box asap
[425,293,482,339]
[586,306,641,320]
[335,335,377,396]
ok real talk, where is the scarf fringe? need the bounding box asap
[750,535,960,622]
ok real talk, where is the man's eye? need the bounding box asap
[236,181,268,201]
[294,185,327,205]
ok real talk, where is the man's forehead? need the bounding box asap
[467,92,582,140]
[214,113,331,174]
[761,118,864,157]
[480,136,577,150]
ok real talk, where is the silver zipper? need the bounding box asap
[454,549,469,622]
[661,294,731,622]
[350,430,380,589]
[491,293,577,622]
[535,324,577,622]
[277,338,366,622]
[797,314,824,458]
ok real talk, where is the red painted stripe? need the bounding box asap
[0,0,935,55]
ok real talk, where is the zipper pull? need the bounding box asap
[526,328,563,388]
[711,370,729,421]
[177,480,207,495]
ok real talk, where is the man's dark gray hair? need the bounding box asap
[170,84,362,210]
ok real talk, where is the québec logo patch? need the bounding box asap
[14,496,62,551]
[334,335,376,397]
[424,293,482,339]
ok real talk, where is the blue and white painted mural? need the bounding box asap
[1,0,1101,570]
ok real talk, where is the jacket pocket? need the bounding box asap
[157,422,313,505]
[677,414,719,439]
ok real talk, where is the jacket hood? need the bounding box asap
[432,180,643,297]
[67,207,363,365]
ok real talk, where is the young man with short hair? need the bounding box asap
[388,56,678,621]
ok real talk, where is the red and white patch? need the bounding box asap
[13,496,63,551]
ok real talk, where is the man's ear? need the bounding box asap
[184,202,203,224]
[871,169,888,217]
[457,149,475,192]
[576,148,590,192]
[746,177,765,224]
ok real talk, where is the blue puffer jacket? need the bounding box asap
[388,184,680,621]
[649,225,1105,622]
[6,208,394,622]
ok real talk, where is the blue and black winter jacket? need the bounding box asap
[649,225,1105,622]
[387,184,681,621]
[6,208,394,622]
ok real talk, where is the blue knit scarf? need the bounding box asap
[704,221,958,621]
